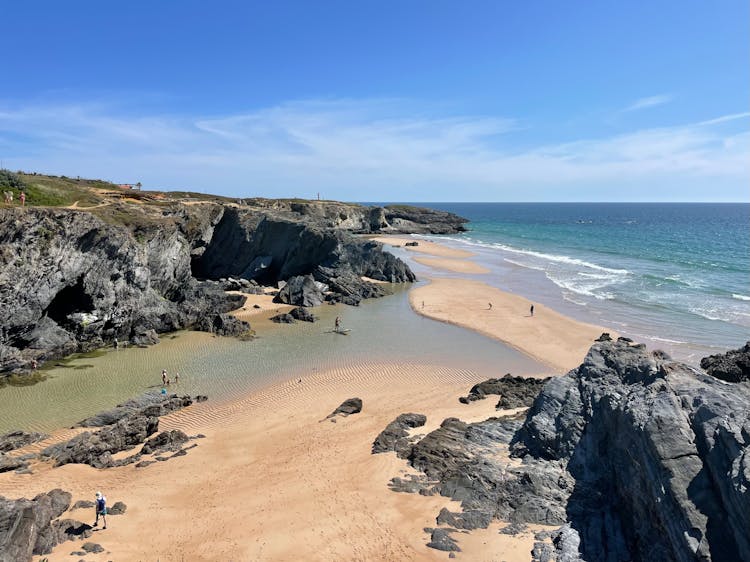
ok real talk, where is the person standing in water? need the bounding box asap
[334,316,341,331]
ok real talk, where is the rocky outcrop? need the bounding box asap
[2,194,453,377]
[290,307,317,322]
[274,275,326,307]
[458,374,549,409]
[76,391,195,427]
[0,488,77,561]
[380,339,750,561]
[700,341,750,382]
[193,313,251,337]
[0,430,48,452]
[372,413,426,457]
[140,429,189,455]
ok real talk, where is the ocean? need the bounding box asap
[400,202,750,364]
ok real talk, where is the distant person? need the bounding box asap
[19,191,26,206]
[488,302,492,310]
[113,337,118,349]
[530,304,534,316]
[174,372,180,383]
[93,491,107,529]
[161,387,167,396]
[161,369,167,385]
[30,358,38,370]
[334,316,341,331]
[421,300,425,309]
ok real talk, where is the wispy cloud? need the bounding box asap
[623,94,674,112]
[0,98,747,201]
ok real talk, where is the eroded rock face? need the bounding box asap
[381,340,749,562]
[0,430,48,452]
[700,341,750,382]
[511,340,750,562]
[0,489,73,561]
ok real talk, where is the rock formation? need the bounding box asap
[325,398,363,421]
[1,189,462,377]
[700,341,750,382]
[378,338,750,561]
[372,413,426,457]
[458,374,549,409]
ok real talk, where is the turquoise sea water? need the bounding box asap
[399,203,749,364]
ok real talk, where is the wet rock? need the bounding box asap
[372,413,426,457]
[76,391,195,427]
[0,430,49,453]
[325,398,362,420]
[270,313,296,324]
[700,341,750,382]
[193,313,251,337]
[290,307,317,322]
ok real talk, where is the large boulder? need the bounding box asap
[274,275,325,307]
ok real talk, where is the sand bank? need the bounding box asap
[370,236,474,258]
[4,362,550,561]
[411,278,610,373]
[413,256,489,274]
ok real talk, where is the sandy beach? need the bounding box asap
[1,238,612,561]
[5,362,552,562]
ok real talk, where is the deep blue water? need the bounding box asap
[370,203,750,363]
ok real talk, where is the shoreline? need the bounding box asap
[4,361,552,561]
[374,235,612,373]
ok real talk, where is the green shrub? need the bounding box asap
[0,169,27,190]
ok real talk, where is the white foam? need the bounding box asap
[732,293,750,301]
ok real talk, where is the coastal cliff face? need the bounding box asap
[388,339,750,561]
[0,195,462,375]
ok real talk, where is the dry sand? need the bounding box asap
[413,256,489,274]
[4,362,552,562]
[370,236,474,258]
[411,278,610,373]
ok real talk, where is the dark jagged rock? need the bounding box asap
[700,341,750,382]
[387,473,436,494]
[436,508,492,530]
[372,413,426,457]
[274,275,325,307]
[458,374,549,409]
[193,313,251,337]
[42,414,159,468]
[141,429,189,455]
[510,340,750,562]
[290,307,317,322]
[0,454,27,473]
[0,430,49,452]
[76,391,194,427]
[0,489,72,561]
[270,313,296,324]
[425,527,461,552]
[314,266,389,301]
[381,205,467,234]
[130,329,160,347]
[325,398,362,420]
[404,241,419,246]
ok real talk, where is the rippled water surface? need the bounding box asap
[0,286,544,433]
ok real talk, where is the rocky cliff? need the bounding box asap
[1,189,465,376]
[382,339,750,561]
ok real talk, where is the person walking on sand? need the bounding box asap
[93,491,107,529]
[175,372,180,383]
[530,304,535,316]
[161,369,167,385]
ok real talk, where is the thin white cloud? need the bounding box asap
[0,98,747,201]
[623,94,674,112]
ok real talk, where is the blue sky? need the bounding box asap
[1,1,748,201]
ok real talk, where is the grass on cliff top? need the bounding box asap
[16,173,113,207]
